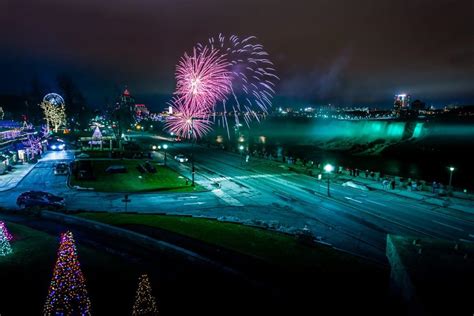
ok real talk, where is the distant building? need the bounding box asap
[394,94,410,111]
[411,99,426,111]
[134,104,150,118]
[118,88,135,110]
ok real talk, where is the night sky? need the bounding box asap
[0,0,473,109]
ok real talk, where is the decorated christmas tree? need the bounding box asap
[132,274,159,316]
[92,126,102,139]
[0,221,13,241]
[90,126,103,145]
[43,231,92,316]
[0,223,13,256]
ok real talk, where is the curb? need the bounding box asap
[0,160,39,192]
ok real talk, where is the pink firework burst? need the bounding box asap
[200,34,279,128]
[165,97,213,139]
[167,34,278,139]
[175,46,232,110]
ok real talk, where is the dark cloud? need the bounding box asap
[0,0,472,109]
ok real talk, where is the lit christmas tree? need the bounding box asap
[0,224,13,256]
[90,126,103,145]
[132,274,159,316]
[43,231,92,316]
[0,221,13,241]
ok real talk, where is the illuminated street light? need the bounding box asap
[324,163,334,197]
[152,145,157,150]
[163,144,169,166]
[448,166,455,188]
[239,145,245,165]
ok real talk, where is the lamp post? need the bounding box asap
[163,144,168,166]
[188,118,195,187]
[239,145,245,165]
[324,163,334,197]
[448,166,455,188]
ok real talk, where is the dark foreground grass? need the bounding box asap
[76,212,383,274]
[70,159,203,193]
[0,221,142,315]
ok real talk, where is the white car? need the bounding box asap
[174,154,188,163]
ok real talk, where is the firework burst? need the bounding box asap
[175,46,232,110]
[165,97,213,139]
[199,34,279,128]
[167,34,278,139]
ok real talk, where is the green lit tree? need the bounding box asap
[43,231,92,316]
[132,274,159,316]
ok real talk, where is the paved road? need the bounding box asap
[2,138,474,263]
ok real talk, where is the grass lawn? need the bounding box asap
[75,212,383,274]
[70,159,203,193]
[0,220,143,315]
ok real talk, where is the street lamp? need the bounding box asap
[448,166,455,188]
[163,144,168,166]
[239,145,245,165]
[324,163,334,197]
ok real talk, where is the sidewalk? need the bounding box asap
[228,149,474,215]
[0,162,36,192]
[337,174,474,215]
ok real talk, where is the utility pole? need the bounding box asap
[190,118,195,186]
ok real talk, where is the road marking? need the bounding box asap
[469,234,474,238]
[459,238,473,243]
[344,197,362,203]
[179,196,198,199]
[211,189,243,206]
[432,220,464,232]
[209,173,293,182]
[365,199,386,207]
[183,202,206,206]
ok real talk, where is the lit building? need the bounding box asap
[394,94,410,110]
[134,104,150,118]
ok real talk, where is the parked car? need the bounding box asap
[174,154,188,163]
[54,163,69,175]
[16,191,65,210]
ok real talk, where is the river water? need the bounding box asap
[208,117,474,190]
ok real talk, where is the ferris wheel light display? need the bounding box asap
[43,93,65,107]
